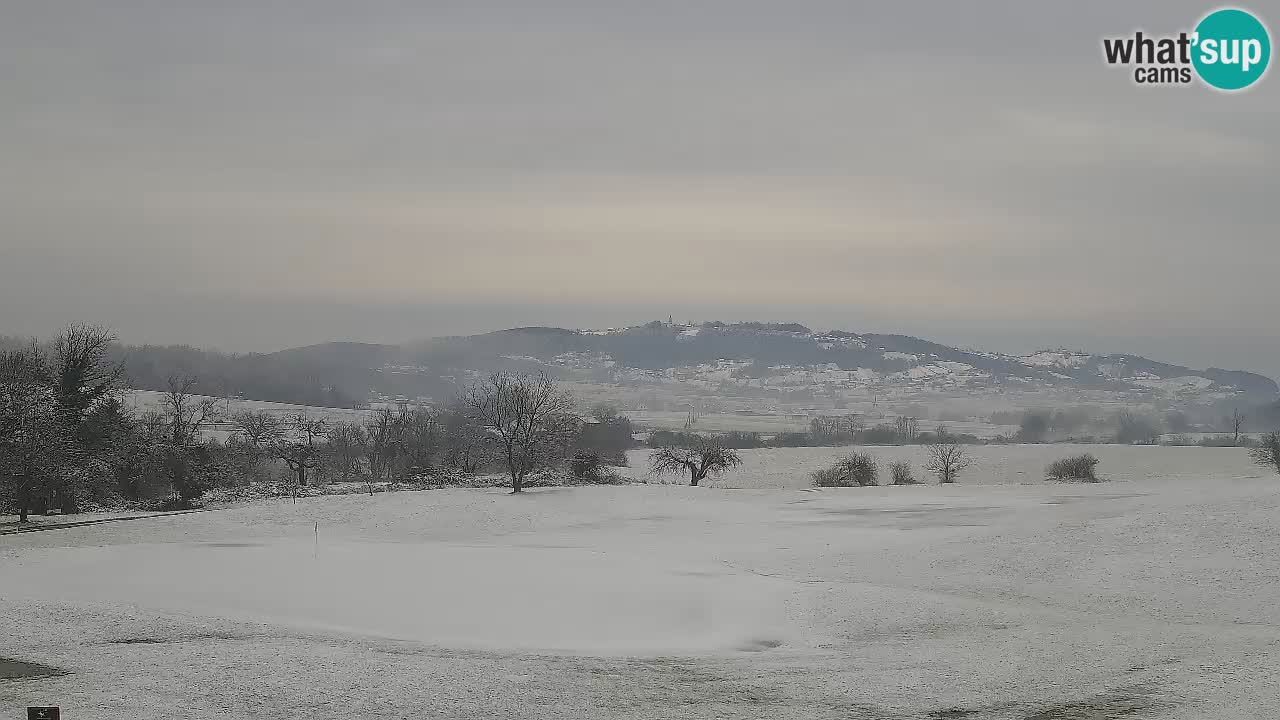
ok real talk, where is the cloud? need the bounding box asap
[0,1,1277,378]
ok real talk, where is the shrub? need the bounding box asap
[572,468,630,485]
[810,467,845,487]
[1252,432,1280,474]
[647,430,702,448]
[566,452,630,484]
[722,431,766,449]
[857,425,900,445]
[570,451,603,481]
[529,466,630,487]
[1046,454,1101,482]
[812,452,879,487]
[771,431,816,448]
[602,451,629,467]
[890,461,916,485]
[139,495,202,512]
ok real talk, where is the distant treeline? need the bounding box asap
[649,402,1280,450]
[990,405,1280,445]
[648,416,981,450]
[0,335,372,409]
[120,343,369,408]
[2,327,642,518]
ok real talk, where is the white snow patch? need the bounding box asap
[1021,350,1092,369]
[2,538,785,655]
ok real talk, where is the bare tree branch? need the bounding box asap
[460,372,575,492]
[650,436,742,486]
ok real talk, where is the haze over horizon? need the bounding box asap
[3,2,1278,378]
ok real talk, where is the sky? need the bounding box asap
[2,1,1278,378]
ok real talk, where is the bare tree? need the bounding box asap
[364,407,398,479]
[895,415,920,443]
[230,410,285,449]
[1253,432,1280,475]
[293,413,327,446]
[138,409,167,438]
[324,421,367,481]
[925,442,973,484]
[401,407,442,474]
[274,413,327,487]
[460,372,576,493]
[1230,409,1246,446]
[159,375,218,498]
[810,414,862,445]
[228,410,285,484]
[160,375,217,447]
[275,442,318,489]
[440,401,489,474]
[649,436,742,486]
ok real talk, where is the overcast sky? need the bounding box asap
[2,1,1277,378]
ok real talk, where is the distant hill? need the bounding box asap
[94,322,1277,414]
[408,322,1278,396]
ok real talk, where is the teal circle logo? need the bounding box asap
[1192,8,1271,90]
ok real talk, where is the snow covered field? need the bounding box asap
[626,443,1264,487]
[620,410,1016,438]
[122,390,372,442]
[2,446,1278,719]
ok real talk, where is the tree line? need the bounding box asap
[216,373,637,496]
[0,334,369,410]
[6,326,1278,520]
[1,327,640,520]
[648,415,981,451]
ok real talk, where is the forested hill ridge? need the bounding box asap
[2,322,1276,413]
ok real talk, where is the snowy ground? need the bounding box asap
[625,443,1265,487]
[2,446,1278,719]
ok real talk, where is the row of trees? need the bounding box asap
[0,327,255,520]
[2,342,644,518]
[649,416,981,452]
[2,326,150,520]
[1007,406,1266,445]
[1007,407,1165,444]
[223,379,638,494]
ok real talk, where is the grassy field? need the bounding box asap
[2,446,1278,719]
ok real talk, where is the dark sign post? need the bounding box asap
[28,708,60,720]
